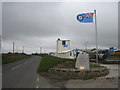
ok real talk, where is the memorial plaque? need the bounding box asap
[75,54,90,70]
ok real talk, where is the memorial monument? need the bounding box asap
[75,53,90,70]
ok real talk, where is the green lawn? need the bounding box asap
[2,53,31,64]
[37,54,75,72]
[37,54,101,73]
[107,55,120,60]
[89,63,100,67]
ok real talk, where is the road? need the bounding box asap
[100,64,119,78]
[65,64,119,88]
[2,56,50,88]
[45,64,119,88]
[2,56,119,88]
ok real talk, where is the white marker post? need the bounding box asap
[94,10,98,64]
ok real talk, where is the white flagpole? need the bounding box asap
[94,10,98,64]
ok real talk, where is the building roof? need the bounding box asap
[57,38,70,41]
[61,49,83,53]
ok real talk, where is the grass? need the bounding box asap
[107,55,120,60]
[90,63,100,67]
[2,53,31,64]
[37,54,102,73]
[37,54,75,72]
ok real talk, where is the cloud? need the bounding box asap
[2,2,118,53]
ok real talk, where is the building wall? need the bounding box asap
[52,50,84,59]
[54,39,84,59]
[57,40,70,53]
[53,51,75,59]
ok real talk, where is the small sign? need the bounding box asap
[80,66,85,70]
[63,45,68,47]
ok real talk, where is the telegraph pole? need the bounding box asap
[13,42,15,53]
[17,46,18,53]
[22,46,24,53]
[85,41,89,50]
[40,47,42,54]
[85,41,87,50]
[44,50,45,54]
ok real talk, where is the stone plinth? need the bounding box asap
[75,54,90,70]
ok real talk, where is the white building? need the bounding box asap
[57,38,70,53]
[52,38,84,59]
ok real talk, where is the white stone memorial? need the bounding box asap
[75,53,90,70]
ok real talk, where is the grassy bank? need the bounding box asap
[2,53,31,64]
[107,55,120,60]
[37,55,107,80]
[37,54,75,72]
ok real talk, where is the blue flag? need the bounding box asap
[77,13,94,23]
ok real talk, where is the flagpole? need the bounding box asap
[94,10,98,64]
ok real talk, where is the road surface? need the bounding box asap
[2,56,119,88]
[65,64,119,88]
[2,56,50,88]
[100,64,118,78]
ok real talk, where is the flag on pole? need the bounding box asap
[77,12,94,23]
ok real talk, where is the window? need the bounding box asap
[62,41,66,45]
[70,52,72,56]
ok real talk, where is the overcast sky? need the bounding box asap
[2,2,118,54]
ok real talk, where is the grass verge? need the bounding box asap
[107,55,120,60]
[37,54,75,73]
[2,53,31,64]
[90,63,100,67]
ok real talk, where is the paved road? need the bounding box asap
[65,64,119,88]
[100,64,118,78]
[45,64,119,88]
[2,57,119,88]
[65,77,118,88]
[2,56,50,88]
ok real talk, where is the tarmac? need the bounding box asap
[47,64,119,88]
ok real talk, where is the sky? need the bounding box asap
[2,1,118,54]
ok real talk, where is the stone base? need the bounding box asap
[49,66,109,80]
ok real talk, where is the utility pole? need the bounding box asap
[44,50,45,54]
[22,46,24,53]
[40,47,42,54]
[0,35,1,54]
[85,41,87,50]
[13,42,15,53]
[17,46,18,53]
[85,41,88,50]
